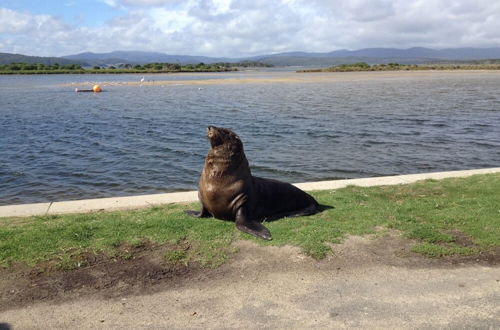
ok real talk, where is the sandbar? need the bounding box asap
[61,70,500,88]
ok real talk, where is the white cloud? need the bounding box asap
[101,0,119,7]
[113,0,186,7]
[0,8,66,35]
[1,0,500,57]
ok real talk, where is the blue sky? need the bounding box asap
[1,0,500,58]
[0,0,125,26]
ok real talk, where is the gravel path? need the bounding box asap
[1,235,499,329]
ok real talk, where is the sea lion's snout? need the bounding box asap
[207,126,223,147]
[207,125,217,140]
[207,125,219,135]
[206,126,241,149]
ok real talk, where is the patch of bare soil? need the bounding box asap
[327,230,500,269]
[0,241,209,312]
[1,231,499,313]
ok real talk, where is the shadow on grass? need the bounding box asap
[184,203,334,223]
[263,204,334,223]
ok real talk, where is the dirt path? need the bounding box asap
[1,233,500,329]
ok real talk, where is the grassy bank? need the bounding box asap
[1,173,499,269]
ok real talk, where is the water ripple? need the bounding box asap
[1,72,500,205]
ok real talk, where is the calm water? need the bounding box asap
[1,71,499,205]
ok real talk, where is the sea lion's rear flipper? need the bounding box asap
[286,203,320,218]
[184,207,211,218]
[235,207,272,241]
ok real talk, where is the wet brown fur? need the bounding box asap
[187,126,320,240]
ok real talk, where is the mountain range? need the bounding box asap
[0,52,85,66]
[3,47,500,67]
[62,51,230,66]
[249,47,500,66]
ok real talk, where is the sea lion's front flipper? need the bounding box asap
[184,207,211,218]
[235,207,272,241]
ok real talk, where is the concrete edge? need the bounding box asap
[1,167,499,218]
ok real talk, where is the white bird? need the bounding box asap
[140,76,145,83]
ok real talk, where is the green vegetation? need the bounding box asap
[0,62,85,74]
[1,173,499,269]
[298,62,500,72]
[219,60,274,68]
[0,61,273,74]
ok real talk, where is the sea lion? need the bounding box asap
[186,126,320,240]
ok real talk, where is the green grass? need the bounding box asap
[251,174,499,258]
[1,173,499,268]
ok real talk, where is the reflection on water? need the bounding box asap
[1,71,499,205]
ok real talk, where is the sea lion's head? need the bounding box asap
[207,126,243,151]
[204,126,248,174]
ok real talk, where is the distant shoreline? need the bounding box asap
[298,63,500,73]
[0,68,237,75]
[0,61,273,75]
[4,65,500,75]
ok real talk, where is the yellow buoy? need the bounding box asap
[92,84,102,93]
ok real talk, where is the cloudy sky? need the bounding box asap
[1,0,500,58]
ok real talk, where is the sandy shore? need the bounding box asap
[61,69,500,88]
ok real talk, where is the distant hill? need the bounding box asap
[250,47,500,66]
[3,47,500,68]
[247,55,395,66]
[62,51,234,66]
[325,47,500,60]
[0,52,87,66]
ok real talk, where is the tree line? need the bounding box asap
[0,61,273,74]
[298,62,500,73]
[0,63,83,71]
